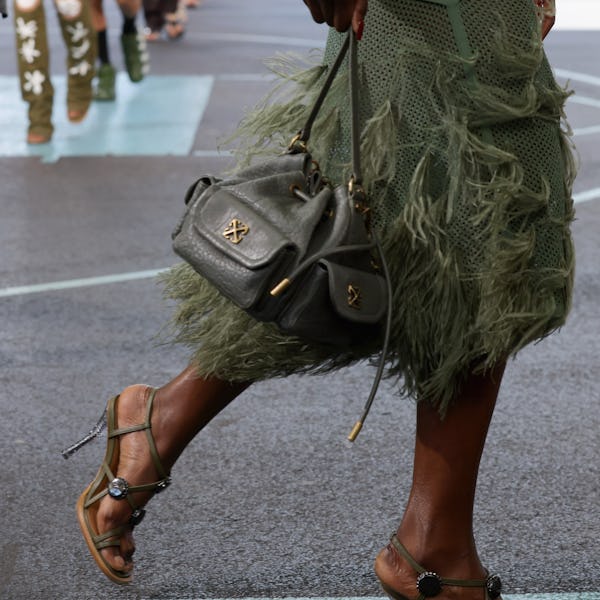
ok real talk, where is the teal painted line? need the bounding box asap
[555,68,600,87]
[0,268,169,298]
[0,74,213,162]
[573,187,600,204]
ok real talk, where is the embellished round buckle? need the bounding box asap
[107,477,129,500]
[486,574,502,599]
[417,572,443,597]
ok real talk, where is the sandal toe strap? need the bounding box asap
[93,525,128,549]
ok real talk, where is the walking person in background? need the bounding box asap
[68,1,574,598]
[90,0,149,101]
[142,0,185,41]
[13,0,96,144]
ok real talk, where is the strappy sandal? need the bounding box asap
[377,534,503,600]
[63,388,171,584]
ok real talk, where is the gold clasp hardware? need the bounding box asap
[223,219,249,244]
[347,284,362,309]
[348,176,366,199]
[288,133,308,153]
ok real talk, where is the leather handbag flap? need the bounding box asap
[193,188,295,269]
[323,260,387,324]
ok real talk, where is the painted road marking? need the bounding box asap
[573,187,600,204]
[0,269,169,298]
[0,74,213,162]
[568,95,600,110]
[0,172,596,303]
[573,124,600,136]
[555,68,600,87]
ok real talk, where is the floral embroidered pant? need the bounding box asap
[13,0,96,137]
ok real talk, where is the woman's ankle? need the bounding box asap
[375,533,490,600]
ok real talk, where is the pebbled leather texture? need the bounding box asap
[172,151,388,346]
[172,32,389,349]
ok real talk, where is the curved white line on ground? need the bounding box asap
[0,269,170,298]
[569,95,600,109]
[555,68,600,87]
[573,124,600,136]
[1,183,599,299]
[573,187,600,204]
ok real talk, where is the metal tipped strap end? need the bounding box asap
[270,278,291,297]
[347,420,363,442]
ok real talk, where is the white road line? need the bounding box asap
[0,268,169,298]
[0,178,597,301]
[555,68,600,87]
[573,124,600,136]
[573,187,600,204]
[568,95,600,109]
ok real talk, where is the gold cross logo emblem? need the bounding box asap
[223,218,249,244]
[347,284,361,309]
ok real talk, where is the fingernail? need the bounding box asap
[356,20,364,41]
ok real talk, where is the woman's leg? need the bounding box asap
[142,0,164,39]
[13,0,54,143]
[54,0,96,121]
[116,0,149,82]
[91,365,250,575]
[375,362,506,599]
[90,0,117,100]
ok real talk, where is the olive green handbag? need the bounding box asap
[172,32,391,439]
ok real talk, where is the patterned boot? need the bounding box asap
[13,0,54,143]
[54,0,96,123]
[121,28,149,82]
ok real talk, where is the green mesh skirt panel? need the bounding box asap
[161,0,575,412]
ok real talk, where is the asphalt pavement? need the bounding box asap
[0,1,599,599]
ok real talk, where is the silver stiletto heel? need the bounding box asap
[61,409,107,459]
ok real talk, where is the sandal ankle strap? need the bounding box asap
[389,534,502,599]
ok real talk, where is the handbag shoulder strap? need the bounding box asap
[291,31,393,442]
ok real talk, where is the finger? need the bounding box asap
[303,0,325,24]
[351,0,368,38]
[331,0,353,32]
[319,0,334,27]
[541,15,555,39]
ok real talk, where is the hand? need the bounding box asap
[541,14,555,39]
[303,0,368,37]
[534,0,555,39]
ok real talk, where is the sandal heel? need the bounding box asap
[61,409,107,459]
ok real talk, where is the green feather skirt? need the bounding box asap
[161,0,575,413]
